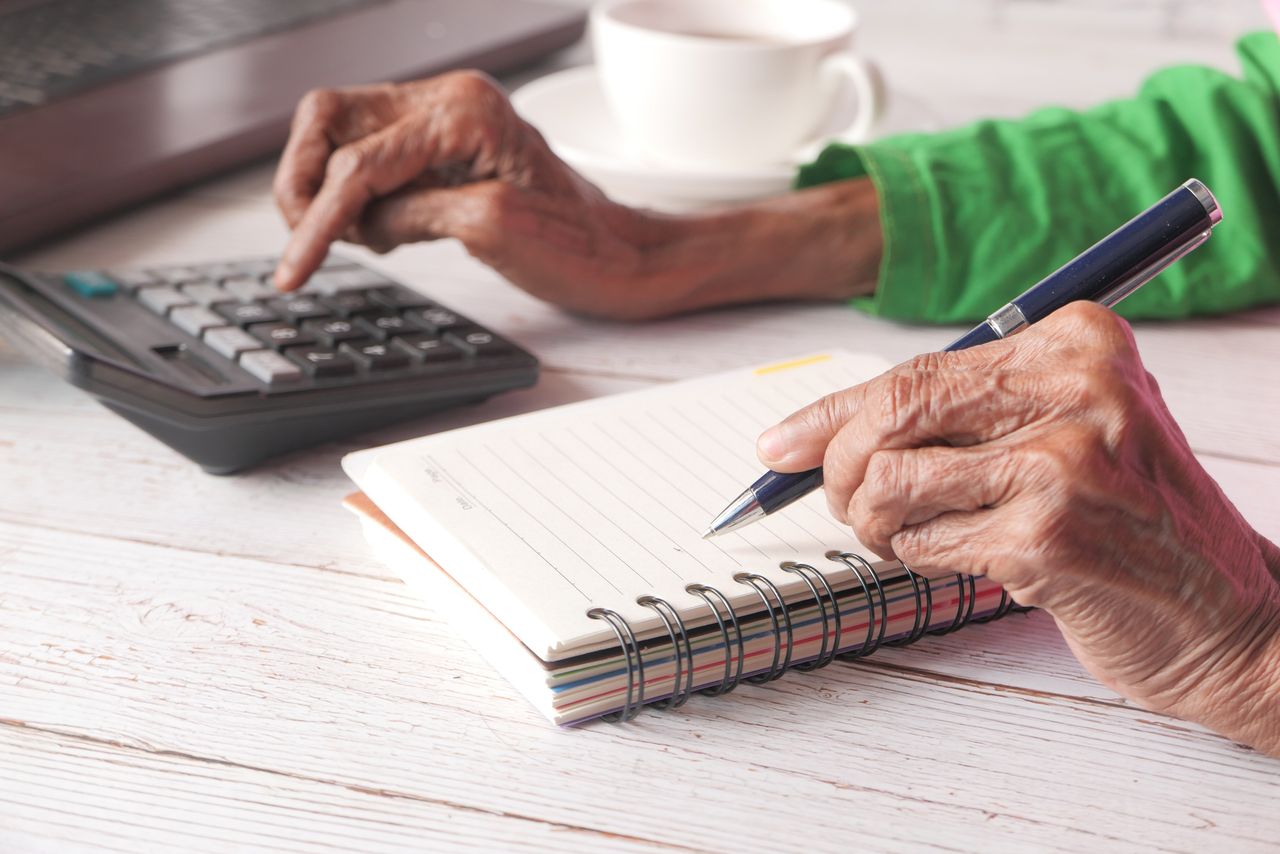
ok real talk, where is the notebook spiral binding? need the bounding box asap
[589,550,1029,722]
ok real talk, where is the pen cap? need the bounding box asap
[1011,179,1220,322]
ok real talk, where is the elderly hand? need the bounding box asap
[272,71,882,319]
[271,71,660,317]
[758,303,1280,755]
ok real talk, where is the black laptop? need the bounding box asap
[0,0,585,254]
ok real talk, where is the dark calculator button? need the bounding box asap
[408,307,467,332]
[445,327,513,356]
[392,332,465,363]
[322,291,383,317]
[340,340,411,371]
[285,346,358,378]
[215,301,280,326]
[368,285,432,310]
[355,312,413,340]
[301,318,365,346]
[271,295,330,321]
[248,322,316,349]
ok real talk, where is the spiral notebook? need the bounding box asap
[342,352,1023,725]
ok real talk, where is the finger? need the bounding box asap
[811,369,1053,526]
[274,85,405,229]
[888,508,1003,581]
[274,88,347,229]
[353,180,512,256]
[844,443,1019,557]
[757,349,1023,472]
[275,114,440,291]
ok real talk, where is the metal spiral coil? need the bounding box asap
[826,551,889,660]
[686,583,746,696]
[733,572,793,684]
[637,595,695,709]
[780,561,842,672]
[586,548,1029,722]
[587,607,645,721]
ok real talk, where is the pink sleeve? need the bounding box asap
[1265,0,1280,33]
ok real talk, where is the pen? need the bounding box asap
[704,178,1223,539]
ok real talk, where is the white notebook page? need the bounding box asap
[345,351,896,660]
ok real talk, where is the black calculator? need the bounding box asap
[0,255,538,473]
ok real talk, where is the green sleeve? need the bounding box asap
[797,31,1280,324]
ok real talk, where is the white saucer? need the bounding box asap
[511,65,941,211]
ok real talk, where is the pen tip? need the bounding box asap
[701,527,717,540]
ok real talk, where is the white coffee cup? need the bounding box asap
[590,0,883,171]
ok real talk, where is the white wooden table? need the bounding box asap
[3,2,1278,850]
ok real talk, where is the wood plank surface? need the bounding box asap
[3,1,1278,850]
[3,523,1278,853]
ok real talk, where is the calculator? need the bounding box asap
[0,255,538,473]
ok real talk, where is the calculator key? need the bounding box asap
[240,349,303,384]
[322,291,383,317]
[302,318,365,346]
[392,332,465,363]
[231,259,278,278]
[139,287,194,316]
[307,268,391,294]
[368,285,432,310]
[271,295,331,321]
[286,346,358,378]
[215,301,280,326]
[320,254,359,270]
[408,307,467,332]
[445,327,513,357]
[107,269,158,291]
[197,262,243,282]
[203,326,264,359]
[169,306,227,336]
[340,340,411,370]
[180,281,227,306]
[151,266,203,284]
[223,275,278,302]
[63,270,118,298]
[249,322,316,349]
[355,312,414,340]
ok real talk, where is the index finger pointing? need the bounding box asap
[274,88,344,228]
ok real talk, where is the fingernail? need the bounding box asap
[757,424,791,464]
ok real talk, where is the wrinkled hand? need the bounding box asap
[758,303,1280,753]
[272,71,657,318]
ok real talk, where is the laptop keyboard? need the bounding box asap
[0,0,381,117]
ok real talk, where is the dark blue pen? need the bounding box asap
[704,178,1222,539]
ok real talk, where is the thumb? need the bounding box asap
[757,386,865,472]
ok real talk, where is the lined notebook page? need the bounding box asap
[345,351,895,660]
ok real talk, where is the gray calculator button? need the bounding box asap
[108,269,158,291]
[307,268,390,294]
[234,259,279,278]
[223,275,278,302]
[139,287,194,316]
[169,306,227,336]
[240,349,302,384]
[152,266,203,284]
[181,282,227,306]
[203,326,264,359]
